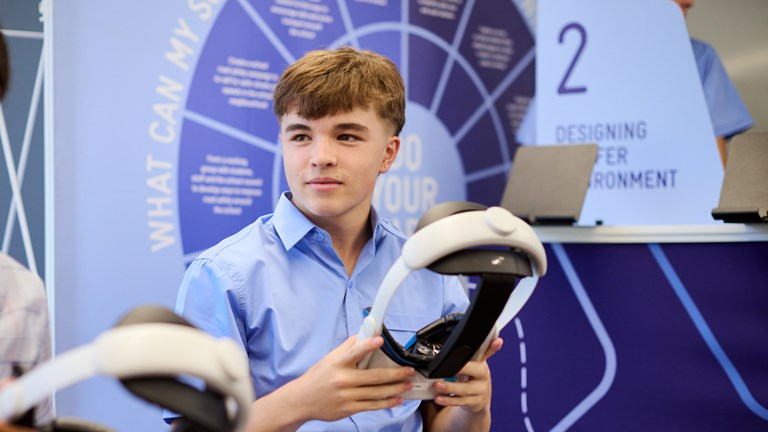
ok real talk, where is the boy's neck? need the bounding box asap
[320,212,373,278]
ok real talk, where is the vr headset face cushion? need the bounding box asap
[406,312,463,357]
[377,312,464,367]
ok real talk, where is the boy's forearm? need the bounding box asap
[245,379,309,432]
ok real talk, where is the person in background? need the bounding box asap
[517,0,754,169]
[168,46,502,431]
[0,27,53,432]
[673,0,753,167]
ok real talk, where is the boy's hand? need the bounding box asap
[247,335,417,430]
[288,335,416,422]
[431,337,504,413]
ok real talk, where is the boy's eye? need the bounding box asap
[338,134,358,142]
[291,134,310,142]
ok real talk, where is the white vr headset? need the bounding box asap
[0,306,253,432]
[357,202,547,399]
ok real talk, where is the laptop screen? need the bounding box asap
[712,133,768,223]
[500,144,598,225]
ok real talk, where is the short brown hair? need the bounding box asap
[273,46,405,135]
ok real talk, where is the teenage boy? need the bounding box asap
[171,46,502,431]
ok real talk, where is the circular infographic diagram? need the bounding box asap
[177,0,534,257]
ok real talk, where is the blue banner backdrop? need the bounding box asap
[51,0,767,431]
[489,242,768,431]
[53,1,534,429]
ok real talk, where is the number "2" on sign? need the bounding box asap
[558,22,587,95]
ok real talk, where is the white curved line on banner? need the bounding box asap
[236,0,296,65]
[335,0,359,48]
[549,243,617,432]
[430,0,478,113]
[649,243,768,421]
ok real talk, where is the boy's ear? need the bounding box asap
[380,135,401,173]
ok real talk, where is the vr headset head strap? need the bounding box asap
[0,306,253,432]
[116,306,235,432]
[358,202,547,377]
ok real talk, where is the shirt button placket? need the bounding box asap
[345,279,361,337]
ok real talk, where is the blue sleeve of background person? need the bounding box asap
[692,39,754,139]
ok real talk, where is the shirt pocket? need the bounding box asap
[382,312,438,346]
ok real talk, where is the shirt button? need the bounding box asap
[315,233,324,242]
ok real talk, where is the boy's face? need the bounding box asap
[280,107,400,227]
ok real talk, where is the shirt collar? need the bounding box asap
[273,192,317,250]
[369,205,385,240]
[272,192,393,251]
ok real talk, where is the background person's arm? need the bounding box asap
[716,135,728,167]
[0,423,34,432]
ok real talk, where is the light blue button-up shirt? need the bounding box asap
[174,193,469,431]
[691,38,753,139]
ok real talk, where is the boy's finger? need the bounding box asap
[480,337,504,362]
